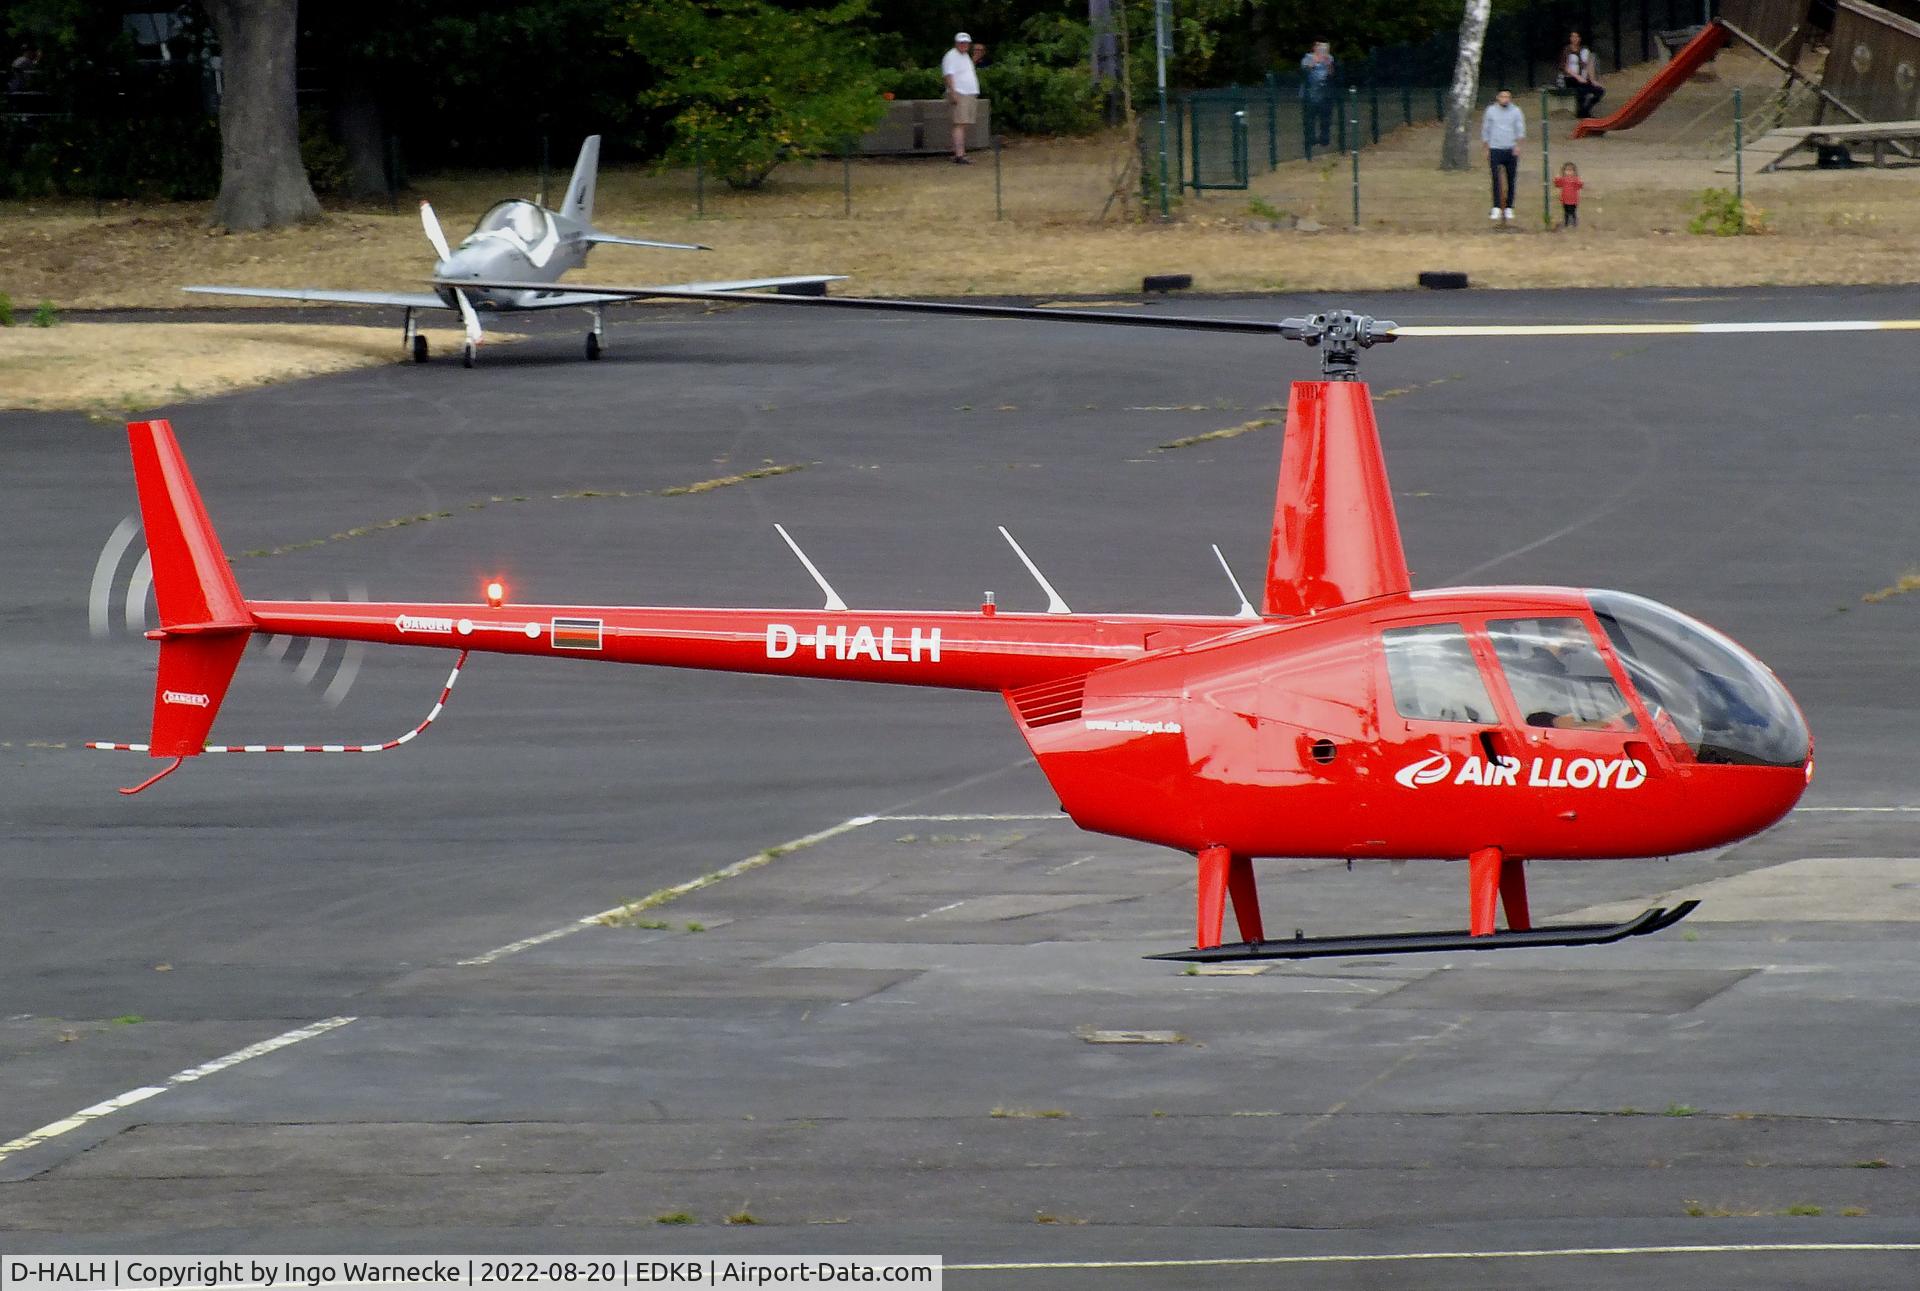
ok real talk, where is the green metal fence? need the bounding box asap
[1153,0,1712,199]
[1174,78,1452,193]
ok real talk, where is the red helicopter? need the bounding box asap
[94,305,1872,962]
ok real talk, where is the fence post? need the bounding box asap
[1733,87,1744,220]
[993,134,1003,220]
[1350,89,1360,228]
[694,138,704,219]
[842,138,852,217]
[538,133,549,207]
[1267,79,1279,169]
[1370,84,1380,144]
[1541,88,1552,229]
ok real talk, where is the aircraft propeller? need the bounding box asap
[419,201,484,359]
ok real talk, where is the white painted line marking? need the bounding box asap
[0,1087,165,1161]
[0,1015,355,1165]
[947,1242,1920,1273]
[458,815,881,966]
[166,1015,356,1084]
[1796,806,1920,813]
[878,813,1062,822]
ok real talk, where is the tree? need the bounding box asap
[1439,0,1491,171]
[202,0,320,228]
[624,0,885,190]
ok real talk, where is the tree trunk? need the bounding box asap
[333,76,389,199]
[1440,0,1493,170]
[203,0,321,229]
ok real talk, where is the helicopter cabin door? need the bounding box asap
[1475,614,1664,803]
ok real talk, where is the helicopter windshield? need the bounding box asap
[1588,590,1808,768]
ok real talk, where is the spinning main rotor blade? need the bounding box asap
[433,280,1294,335]
[1393,319,1920,337]
[435,279,1920,343]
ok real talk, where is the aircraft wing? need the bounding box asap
[182,286,449,309]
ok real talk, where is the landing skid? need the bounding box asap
[1150,901,1700,963]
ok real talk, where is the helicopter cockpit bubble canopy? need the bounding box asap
[1588,589,1809,768]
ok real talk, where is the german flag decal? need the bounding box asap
[550,617,603,651]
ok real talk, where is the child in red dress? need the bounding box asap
[1553,162,1584,228]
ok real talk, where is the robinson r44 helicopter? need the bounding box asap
[95,303,1913,962]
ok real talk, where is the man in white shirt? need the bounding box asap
[941,31,982,164]
[1480,88,1525,223]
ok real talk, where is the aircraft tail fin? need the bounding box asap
[126,419,254,758]
[561,134,601,223]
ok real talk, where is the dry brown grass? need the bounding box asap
[1,47,1915,311]
[0,323,498,413]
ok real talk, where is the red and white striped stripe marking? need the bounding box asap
[88,650,469,755]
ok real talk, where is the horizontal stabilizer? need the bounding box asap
[580,230,712,252]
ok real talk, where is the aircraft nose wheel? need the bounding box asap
[585,332,602,360]
[411,335,429,364]
[462,340,476,369]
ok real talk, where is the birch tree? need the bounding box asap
[1439,0,1492,170]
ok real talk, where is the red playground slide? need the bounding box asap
[1573,21,1731,137]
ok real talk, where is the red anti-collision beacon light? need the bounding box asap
[485,579,506,608]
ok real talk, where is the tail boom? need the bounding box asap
[247,601,1243,693]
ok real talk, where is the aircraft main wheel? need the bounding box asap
[462,341,476,369]
[586,333,602,360]
[411,335,429,364]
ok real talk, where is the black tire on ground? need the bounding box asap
[1418,271,1471,290]
[776,281,829,297]
[462,342,475,369]
[1142,274,1193,293]
[586,332,602,360]
[411,335,429,363]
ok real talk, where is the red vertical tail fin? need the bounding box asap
[127,420,254,757]
[1262,380,1411,616]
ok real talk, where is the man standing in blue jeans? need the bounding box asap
[1480,88,1525,224]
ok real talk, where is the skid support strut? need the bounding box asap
[1195,845,1264,949]
[1469,845,1530,936]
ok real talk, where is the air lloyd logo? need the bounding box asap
[765,623,942,664]
[1394,752,1647,790]
[161,690,210,708]
[395,614,454,634]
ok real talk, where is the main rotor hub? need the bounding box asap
[1278,310,1398,380]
